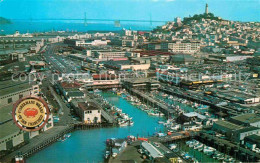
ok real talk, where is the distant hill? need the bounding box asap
[0,17,11,24]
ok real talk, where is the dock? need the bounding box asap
[159,86,239,116]
[125,87,174,118]
[0,126,74,162]
[198,132,260,162]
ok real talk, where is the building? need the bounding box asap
[212,120,244,137]
[93,51,126,60]
[170,54,196,65]
[161,41,200,54]
[123,78,160,91]
[0,102,53,156]
[206,54,254,63]
[77,102,101,124]
[244,134,260,150]
[229,113,260,128]
[0,80,39,106]
[233,127,260,143]
[57,81,84,102]
[29,61,46,71]
[103,60,150,71]
[212,120,260,143]
[140,141,164,161]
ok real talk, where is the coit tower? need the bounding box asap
[205,3,209,14]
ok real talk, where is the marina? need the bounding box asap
[27,92,165,162]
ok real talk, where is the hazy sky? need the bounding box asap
[0,0,259,22]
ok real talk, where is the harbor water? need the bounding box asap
[27,92,165,163]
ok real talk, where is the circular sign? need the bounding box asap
[12,96,50,132]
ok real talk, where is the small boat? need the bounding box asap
[104,150,110,159]
[158,121,164,124]
[194,143,203,149]
[169,143,177,150]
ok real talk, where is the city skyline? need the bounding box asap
[0,0,259,22]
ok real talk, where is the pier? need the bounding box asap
[159,86,239,116]
[125,87,174,118]
[197,132,260,162]
[1,126,74,162]
[82,89,116,124]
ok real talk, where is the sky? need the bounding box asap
[0,0,259,22]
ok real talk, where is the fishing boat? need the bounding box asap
[203,146,215,156]
[104,150,110,159]
[169,143,177,150]
[94,89,102,93]
[193,143,203,149]
[158,121,164,124]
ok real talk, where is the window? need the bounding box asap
[8,98,12,103]
[19,94,23,99]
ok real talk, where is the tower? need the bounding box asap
[205,3,209,14]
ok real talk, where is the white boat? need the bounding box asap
[104,151,110,159]
[169,143,177,150]
[194,143,203,149]
[158,121,164,124]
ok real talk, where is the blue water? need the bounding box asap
[0,21,163,34]
[27,92,165,163]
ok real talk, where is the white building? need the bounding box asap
[161,41,201,54]
[77,102,101,124]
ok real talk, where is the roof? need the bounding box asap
[133,50,175,57]
[60,81,81,89]
[235,126,260,134]
[0,80,34,97]
[141,141,163,158]
[183,112,206,120]
[245,134,260,143]
[78,102,100,111]
[0,104,13,122]
[0,121,22,139]
[231,113,260,124]
[29,61,46,66]
[214,120,244,130]
[0,104,21,139]
[172,54,196,62]
[67,91,84,97]
[124,78,159,84]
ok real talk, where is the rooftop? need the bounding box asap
[214,120,244,130]
[78,102,100,111]
[0,80,35,97]
[231,113,260,124]
[235,126,260,134]
[141,141,163,158]
[60,81,81,89]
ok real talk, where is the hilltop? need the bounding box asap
[0,17,11,24]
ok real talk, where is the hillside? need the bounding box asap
[0,17,11,24]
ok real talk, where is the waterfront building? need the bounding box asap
[140,141,164,160]
[57,81,84,102]
[0,80,39,106]
[123,78,160,91]
[233,127,260,144]
[230,113,260,128]
[77,102,101,124]
[212,120,260,143]
[244,134,260,150]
